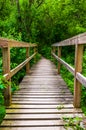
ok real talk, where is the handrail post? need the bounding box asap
[26,47,30,74]
[53,46,56,63]
[74,44,84,108]
[58,46,62,74]
[53,46,56,54]
[2,47,11,106]
[34,47,37,63]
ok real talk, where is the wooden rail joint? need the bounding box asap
[52,32,86,108]
[0,38,37,106]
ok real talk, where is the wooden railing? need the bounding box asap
[52,32,86,108]
[0,38,37,106]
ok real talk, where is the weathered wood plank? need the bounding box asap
[6,108,82,114]
[11,98,73,102]
[7,104,74,109]
[13,92,72,95]
[0,127,65,130]
[0,120,65,126]
[12,95,73,98]
[5,113,84,120]
[11,101,73,105]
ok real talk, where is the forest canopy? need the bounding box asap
[0,0,86,52]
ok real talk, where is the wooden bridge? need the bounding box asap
[0,33,86,129]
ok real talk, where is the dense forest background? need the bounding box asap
[0,0,86,123]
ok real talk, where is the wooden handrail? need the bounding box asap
[0,37,37,48]
[76,73,86,87]
[52,32,86,46]
[0,38,37,106]
[52,32,86,108]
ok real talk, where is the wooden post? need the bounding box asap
[26,47,30,74]
[53,47,56,64]
[34,47,37,63]
[53,46,56,54]
[58,46,62,74]
[2,47,11,106]
[74,44,84,108]
[51,47,53,59]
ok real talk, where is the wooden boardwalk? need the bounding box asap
[0,58,85,130]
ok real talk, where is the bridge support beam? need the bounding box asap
[2,47,11,106]
[53,47,56,64]
[26,47,30,74]
[58,47,62,74]
[74,44,83,108]
[34,47,37,63]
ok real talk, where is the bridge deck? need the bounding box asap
[0,58,85,130]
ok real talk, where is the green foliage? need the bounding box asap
[0,75,10,90]
[62,116,84,130]
[0,76,8,124]
[0,93,4,105]
[0,92,5,124]
[0,106,6,124]
[81,87,86,115]
[61,67,74,94]
[11,82,19,93]
[57,105,64,110]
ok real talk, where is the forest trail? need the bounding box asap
[0,57,85,130]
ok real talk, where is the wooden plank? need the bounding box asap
[0,120,66,126]
[11,101,73,105]
[7,104,74,109]
[74,44,84,108]
[6,108,82,114]
[19,85,69,88]
[14,92,71,95]
[52,52,75,75]
[12,94,73,99]
[0,126,65,130]
[5,113,84,120]
[52,32,86,47]
[12,97,73,100]
[19,87,69,90]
